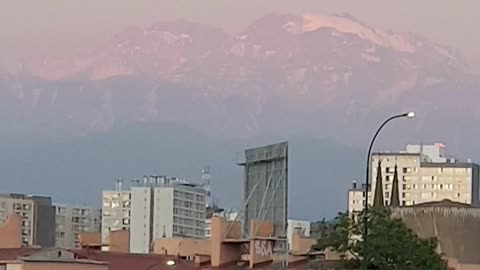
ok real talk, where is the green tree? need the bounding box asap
[312,207,449,270]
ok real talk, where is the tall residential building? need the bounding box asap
[0,193,55,247]
[101,180,131,242]
[130,176,207,254]
[55,204,101,249]
[348,143,480,213]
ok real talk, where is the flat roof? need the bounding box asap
[372,152,421,156]
[20,257,108,265]
[420,162,476,168]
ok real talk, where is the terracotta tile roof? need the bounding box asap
[0,248,41,260]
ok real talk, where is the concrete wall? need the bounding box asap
[129,187,152,254]
[153,238,211,256]
[108,230,129,253]
[79,232,102,247]
[0,214,22,249]
[152,188,173,240]
[287,220,310,250]
[290,233,316,255]
[210,217,241,267]
[34,205,55,248]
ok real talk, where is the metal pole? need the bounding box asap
[363,112,413,269]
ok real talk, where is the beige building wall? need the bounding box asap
[0,214,22,249]
[153,238,211,256]
[107,230,129,253]
[348,151,479,212]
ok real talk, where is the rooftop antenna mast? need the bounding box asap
[202,166,213,207]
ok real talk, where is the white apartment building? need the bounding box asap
[55,204,101,249]
[101,180,131,242]
[0,193,55,247]
[348,143,480,213]
[129,176,207,254]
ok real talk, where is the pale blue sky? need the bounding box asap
[1,0,478,67]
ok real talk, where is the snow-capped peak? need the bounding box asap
[282,14,416,53]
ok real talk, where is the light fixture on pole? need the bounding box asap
[362,112,415,269]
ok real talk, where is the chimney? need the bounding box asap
[143,176,149,186]
[352,180,357,189]
[115,179,123,191]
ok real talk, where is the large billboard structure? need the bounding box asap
[238,142,289,263]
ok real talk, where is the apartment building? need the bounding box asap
[55,204,101,249]
[129,176,207,254]
[0,193,55,247]
[101,181,131,243]
[348,143,480,213]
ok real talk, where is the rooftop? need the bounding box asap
[407,199,475,209]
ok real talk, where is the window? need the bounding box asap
[385,192,390,198]
[385,176,390,182]
[386,167,392,173]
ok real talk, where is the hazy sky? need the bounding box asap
[1,0,479,68]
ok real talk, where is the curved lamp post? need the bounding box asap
[362,112,415,268]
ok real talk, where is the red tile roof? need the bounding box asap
[72,250,199,270]
[0,248,41,260]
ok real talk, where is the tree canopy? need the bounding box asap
[312,207,449,270]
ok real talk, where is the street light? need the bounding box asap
[166,260,176,266]
[362,112,415,268]
[144,259,177,269]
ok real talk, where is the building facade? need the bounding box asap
[101,181,131,243]
[129,176,207,254]
[348,143,480,213]
[0,193,55,247]
[55,204,101,249]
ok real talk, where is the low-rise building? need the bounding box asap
[0,193,55,247]
[55,204,101,249]
[348,143,480,213]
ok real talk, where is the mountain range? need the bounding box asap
[0,13,479,218]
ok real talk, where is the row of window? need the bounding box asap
[173,199,205,211]
[173,190,205,202]
[173,208,204,219]
[382,183,461,191]
[172,225,204,236]
[173,216,204,228]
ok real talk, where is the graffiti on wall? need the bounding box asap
[254,240,273,257]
